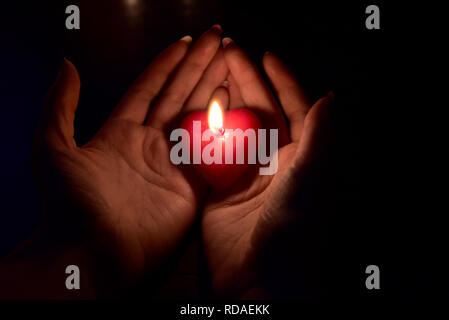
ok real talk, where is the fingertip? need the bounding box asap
[317,95,330,107]
[223,38,239,55]
[179,35,193,44]
[262,52,273,71]
[311,95,332,121]
[222,40,243,66]
[222,37,233,48]
[209,86,230,111]
[210,24,223,34]
[262,52,280,78]
[61,58,78,75]
[62,57,73,68]
[176,35,194,55]
[57,57,80,89]
[262,53,289,94]
[262,51,283,74]
[263,51,275,65]
[197,25,224,54]
[155,36,191,68]
[263,51,276,59]
[58,58,69,79]
[202,25,222,45]
[221,79,229,88]
[41,58,80,150]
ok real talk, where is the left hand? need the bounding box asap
[200,39,333,298]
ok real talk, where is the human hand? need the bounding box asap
[31,25,223,289]
[201,39,333,298]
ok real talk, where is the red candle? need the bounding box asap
[180,100,262,189]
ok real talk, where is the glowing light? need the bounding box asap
[208,101,224,134]
[125,0,138,7]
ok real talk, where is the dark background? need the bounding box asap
[0,0,445,298]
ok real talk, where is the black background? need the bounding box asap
[0,0,445,299]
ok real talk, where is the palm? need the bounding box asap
[35,27,222,283]
[202,138,301,294]
[200,41,331,297]
[56,118,200,276]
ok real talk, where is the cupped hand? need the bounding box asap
[200,39,333,298]
[32,26,222,286]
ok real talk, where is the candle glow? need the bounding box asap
[171,103,279,188]
[208,101,224,135]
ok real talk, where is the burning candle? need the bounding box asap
[208,101,225,135]
[180,89,262,189]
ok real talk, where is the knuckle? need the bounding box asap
[184,59,204,75]
[159,90,186,107]
[127,87,156,102]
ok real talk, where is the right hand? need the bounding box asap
[200,40,333,298]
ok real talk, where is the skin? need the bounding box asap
[196,39,333,298]
[0,27,332,299]
[0,26,223,298]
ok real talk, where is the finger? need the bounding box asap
[147,25,222,130]
[208,86,230,111]
[227,73,245,109]
[223,39,289,144]
[39,58,80,151]
[263,52,311,142]
[111,35,193,123]
[294,94,333,170]
[183,48,229,114]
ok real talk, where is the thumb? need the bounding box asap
[40,58,80,151]
[293,93,333,172]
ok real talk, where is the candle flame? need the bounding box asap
[208,101,224,134]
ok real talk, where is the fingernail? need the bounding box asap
[179,35,193,44]
[222,37,233,48]
[210,24,222,34]
[264,51,271,56]
[221,80,229,88]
